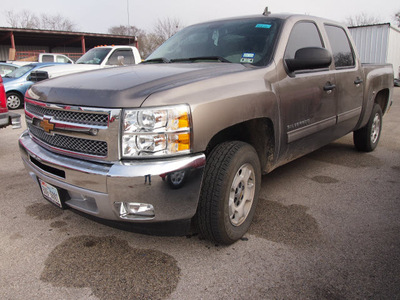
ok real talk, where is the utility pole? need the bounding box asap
[127,0,131,35]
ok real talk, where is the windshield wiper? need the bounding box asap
[143,57,171,64]
[171,56,231,63]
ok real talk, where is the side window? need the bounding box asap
[106,49,135,65]
[56,55,72,63]
[41,55,54,62]
[285,22,323,59]
[324,25,355,68]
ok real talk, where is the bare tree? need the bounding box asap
[5,10,39,28]
[395,12,400,27]
[4,10,77,31]
[40,13,76,31]
[154,17,183,42]
[346,13,381,26]
[108,17,184,59]
[108,25,145,37]
[140,33,166,59]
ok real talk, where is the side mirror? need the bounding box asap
[285,47,332,73]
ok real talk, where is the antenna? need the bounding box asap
[263,7,271,16]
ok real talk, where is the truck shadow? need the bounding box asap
[306,140,381,168]
[249,138,375,248]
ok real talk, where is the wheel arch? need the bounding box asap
[374,88,390,115]
[6,90,24,99]
[204,118,276,174]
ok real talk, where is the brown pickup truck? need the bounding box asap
[19,14,394,244]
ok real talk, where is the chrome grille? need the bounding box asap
[29,124,108,157]
[26,102,109,126]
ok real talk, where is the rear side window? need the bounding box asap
[41,55,54,62]
[285,22,323,59]
[324,25,355,68]
[106,49,135,65]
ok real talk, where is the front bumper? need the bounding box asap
[19,130,205,223]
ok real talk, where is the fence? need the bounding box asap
[14,50,82,62]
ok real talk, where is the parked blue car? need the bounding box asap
[3,62,65,109]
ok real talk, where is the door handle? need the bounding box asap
[323,82,336,92]
[354,78,363,85]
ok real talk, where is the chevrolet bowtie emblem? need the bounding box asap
[39,119,55,133]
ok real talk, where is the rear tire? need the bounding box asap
[196,141,261,245]
[353,103,382,152]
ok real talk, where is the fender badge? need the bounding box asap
[40,119,55,133]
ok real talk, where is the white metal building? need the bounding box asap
[349,23,400,79]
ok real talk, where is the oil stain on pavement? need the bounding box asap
[311,175,339,184]
[250,198,321,247]
[26,203,63,220]
[392,165,400,172]
[50,220,67,228]
[40,235,180,300]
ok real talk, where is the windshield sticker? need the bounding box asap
[256,24,272,29]
[240,53,255,63]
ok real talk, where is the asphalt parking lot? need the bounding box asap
[1,88,399,300]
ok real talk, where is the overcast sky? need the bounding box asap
[0,0,399,34]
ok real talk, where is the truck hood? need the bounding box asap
[28,63,248,108]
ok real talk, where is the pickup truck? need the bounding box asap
[9,53,74,66]
[19,14,393,244]
[29,45,141,81]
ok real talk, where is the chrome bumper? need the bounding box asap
[0,112,21,129]
[19,130,205,223]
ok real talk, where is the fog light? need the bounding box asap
[115,202,155,219]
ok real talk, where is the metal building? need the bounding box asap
[349,23,400,79]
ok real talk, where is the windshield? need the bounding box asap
[4,65,35,78]
[76,48,111,65]
[146,17,282,66]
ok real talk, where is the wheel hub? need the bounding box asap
[7,95,21,109]
[229,163,255,227]
[370,113,380,144]
[234,181,245,206]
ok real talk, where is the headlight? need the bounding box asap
[122,104,191,157]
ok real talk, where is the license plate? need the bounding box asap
[39,179,62,208]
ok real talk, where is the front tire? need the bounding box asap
[353,103,382,152]
[7,92,23,110]
[196,141,261,245]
